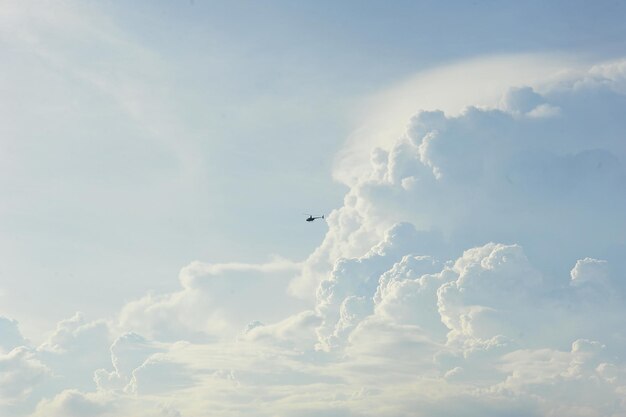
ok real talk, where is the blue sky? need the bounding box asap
[1,1,626,416]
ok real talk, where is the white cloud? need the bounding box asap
[94,332,164,393]
[32,390,108,417]
[0,347,50,406]
[495,339,626,417]
[33,313,111,397]
[436,243,543,350]
[240,310,321,351]
[4,54,626,417]
[38,313,110,356]
[118,259,303,342]
[335,53,586,185]
[281,58,626,415]
[570,258,610,288]
[314,222,443,350]
[305,59,626,301]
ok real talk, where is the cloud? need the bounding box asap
[495,339,626,417]
[303,59,626,302]
[373,254,447,337]
[436,243,543,350]
[314,222,445,350]
[94,332,164,393]
[117,258,303,342]
[240,310,322,351]
[0,347,50,406]
[5,55,626,416]
[76,233,622,417]
[0,313,111,415]
[31,390,112,417]
[33,313,112,397]
[280,57,626,415]
[570,257,610,289]
[334,53,585,185]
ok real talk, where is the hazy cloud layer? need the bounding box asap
[3,56,626,416]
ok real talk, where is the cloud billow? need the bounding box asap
[3,57,626,417]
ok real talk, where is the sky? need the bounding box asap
[1,1,626,416]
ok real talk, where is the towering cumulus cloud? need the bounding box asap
[4,57,626,417]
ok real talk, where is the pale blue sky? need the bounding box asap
[3,1,625,333]
[1,2,626,416]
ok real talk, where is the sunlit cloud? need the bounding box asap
[2,1,626,416]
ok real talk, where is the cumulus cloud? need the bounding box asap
[96,57,626,416]
[0,313,112,415]
[570,257,610,289]
[303,59,626,301]
[93,332,164,393]
[334,53,584,185]
[0,347,50,405]
[240,310,321,351]
[436,243,543,349]
[25,312,112,406]
[4,55,626,417]
[314,222,443,350]
[117,259,302,342]
[373,254,447,338]
[284,57,626,415]
[495,339,626,417]
[31,390,112,417]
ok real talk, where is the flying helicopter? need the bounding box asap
[305,214,324,222]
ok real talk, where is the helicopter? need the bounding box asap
[305,214,324,222]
